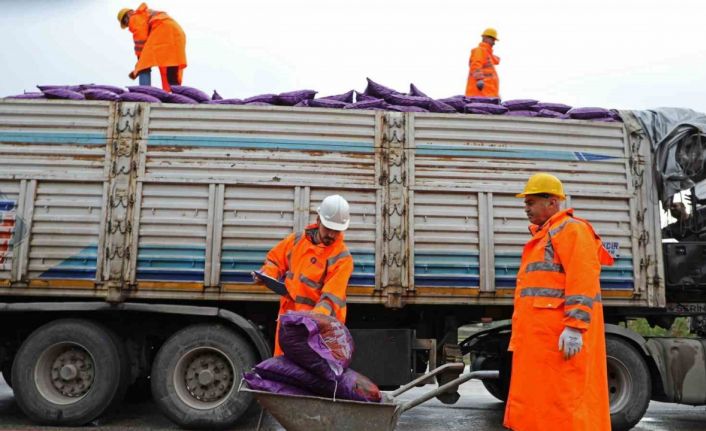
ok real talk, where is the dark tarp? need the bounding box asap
[621,108,706,206]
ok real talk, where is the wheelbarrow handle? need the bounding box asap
[399,370,499,414]
[390,362,465,397]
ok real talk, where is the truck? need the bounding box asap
[0,98,703,430]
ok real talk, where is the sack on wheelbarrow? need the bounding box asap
[279,311,354,381]
[243,371,315,396]
[255,356,382,402]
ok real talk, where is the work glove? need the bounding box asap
[476,80,485,91]
[558,326,583,359]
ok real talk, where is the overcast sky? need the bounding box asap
[1,0,705,112]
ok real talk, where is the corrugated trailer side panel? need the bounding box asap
[0,100,112,294]
[408,113,650,307]
[132,104,380,301]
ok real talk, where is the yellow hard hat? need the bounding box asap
[481,28,499,41]
[117,8,132,29]
[516,173,566,200]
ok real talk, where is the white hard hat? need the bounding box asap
[317,195,350,231]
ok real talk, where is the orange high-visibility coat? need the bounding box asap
[465,41,500,97]
[504,209,614,431]
[260,223,354,356]
[128,3,187,91]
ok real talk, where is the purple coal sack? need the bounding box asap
[385,93,430,108]
[279,311,354,381]
[243,371,314,396]
[536,109,564,118]
[37,85,83,92]
[80,84,126,94]
[83,89,120,101]
[408,83,429,98]
[127,85,171,101]
[209,98,244,105]
[464,103,508,115]
[308,99,348,109]
[320,90,355,103]
[164,93,198,104]
[532,102,572,114]
[119,92,161,103]
[170,85,210,103]
[344,99,386,110]
[436,96,466,111]
[465,96,501,104]
[337,368,382,402]
[243,94,278,104]
[363,78,398,98]
[567,107,611,119]
[277,90,317,106]
[502,99,538,111]
[255,356,337,396]
[211,90,223,101]
[427,99,457,114]
[355,91,379,103]
[42,89,85,100]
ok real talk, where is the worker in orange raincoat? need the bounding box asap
[118,4,187,92]
[465,28,500,98]
[504,173,613,431]
[255,195,354,356]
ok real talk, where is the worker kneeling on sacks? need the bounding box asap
[255,194,354,356]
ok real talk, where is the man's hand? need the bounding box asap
[476,80,485,91]
[558,326,583,359]
[251,271,263,284]
[128,71,137,80]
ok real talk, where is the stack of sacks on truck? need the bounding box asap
[1,79,622,122]
[243,311,382,403]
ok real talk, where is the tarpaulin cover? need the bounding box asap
[625,108,706,204]
[279,311,354,381]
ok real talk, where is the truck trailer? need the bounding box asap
[0,99,703,430]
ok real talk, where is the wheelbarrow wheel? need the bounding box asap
[151,323,256,430]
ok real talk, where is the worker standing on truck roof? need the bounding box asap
[504,173,613,431]
[117,3,187,92]
[255,195,354,356]
[465,28,500,98]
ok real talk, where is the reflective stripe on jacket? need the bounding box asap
[260,223,354,356]
[504,208,614,431]
[464,41,500,97]
[129,3,187,77]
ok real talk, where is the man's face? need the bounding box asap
[523,195,558,226]
[483,36,496,46]
[318,222,341,246]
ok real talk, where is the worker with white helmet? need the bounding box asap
[465,27,501,97]
[255,195,354,356]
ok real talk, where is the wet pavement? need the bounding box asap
[0,375,704,430]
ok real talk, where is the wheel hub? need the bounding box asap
[184,353,233,403]
[50,348,94,398]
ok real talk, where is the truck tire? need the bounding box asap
[606,336,651,431]
[477,355,511,402]
[11,319,129,426]
[151,324,256,430]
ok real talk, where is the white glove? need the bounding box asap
[558,326,583,359]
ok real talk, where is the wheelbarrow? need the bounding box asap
[239,363,498,431]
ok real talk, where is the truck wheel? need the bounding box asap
[151,324,256,430]
[2,358,13,389]
[11,319,129,426]
[477,355,510,402]
[606,336,651,431]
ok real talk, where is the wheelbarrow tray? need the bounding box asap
[241,388,402,431]
[240,364,498,431]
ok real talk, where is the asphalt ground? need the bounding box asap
[0,375,704,431]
